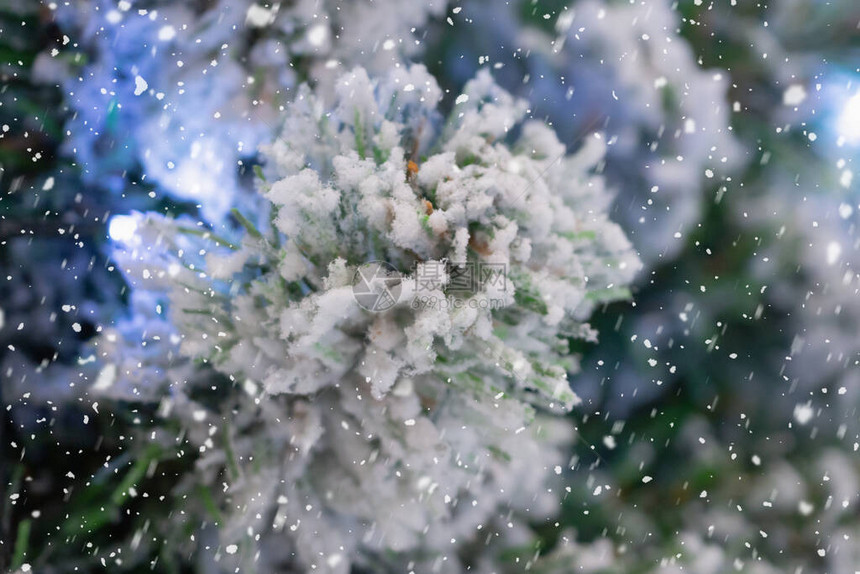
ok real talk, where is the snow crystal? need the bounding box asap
[245,4,276,27]
[794,402,814,425]
[133,76,148,96]
[783,84,807,106]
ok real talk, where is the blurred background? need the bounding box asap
[2,0,859,572]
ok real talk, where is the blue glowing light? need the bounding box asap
[837,92,860,145]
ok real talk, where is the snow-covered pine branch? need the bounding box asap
[103,64,640,572]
